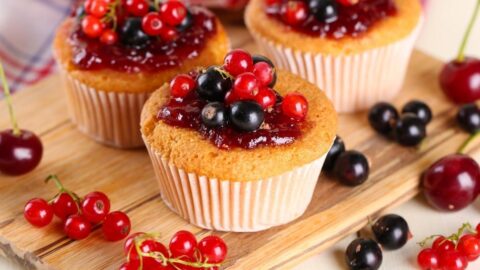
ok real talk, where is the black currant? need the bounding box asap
[333,150,369,186]
[201,102,227,128]
[196,67,233,101]
[372,214,410,250]
[368,102,399,136]
[252,54,277,87]
[457,103,480,134]
[177,10,193,32]
[119,18,150,48]
[394,114,426,146]
[345,238,383,270]
[229,101,264,132]
[324,135,345,172]
[402,100,432,125]
[309,0,338,23]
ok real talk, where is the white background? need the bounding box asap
[1,0,480,269]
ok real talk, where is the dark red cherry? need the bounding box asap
[440,57,480,104]
[0,129,43,176]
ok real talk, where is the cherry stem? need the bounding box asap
[0,62,20,136]
[458,131,480,154]
[457,0,480,62]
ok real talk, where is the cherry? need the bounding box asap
[52,193,79,221]
[368,102,399,136]
[372,214,410,250]
[252,62,274,87]
[280,1,308,26]
[102,211,131,241]
[439,0,480,104]
[254,87,277,109]
[100,29,118,45]
[458,234,480,261]
[417,248,440,270]
[198,235,227,264]
[81,15,104,38]
[169,230,198,259]
[81,191,110,224]
[142,12,165,36]
[345,238,382,270]
[333,150,369,186]
[233,72,259,99]
[125,0,149,17]
[432,236,455,252]
[24,198,54,227]
[422,154,480,211]
[281,92,308,120]
[224,49,253,77]
[0,63,43,176]
[439,250,468,270]
[64,214,92,240]
[160,1,187,26]
[170,74,196,98]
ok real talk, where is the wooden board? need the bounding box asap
[0,23,478,270]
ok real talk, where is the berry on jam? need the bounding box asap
[224,49,253,77]
[280,1,308,26]
[254,87,277,109]
[309,0,338,23]
[394,114,426,146]
[142,12,165,36]
[233,72,259,99]
[81,15,104,38]
[125,0,149,17]
[253,62,275,87]
[457,103,480,134]
[119,18,150,47]
[368,102,398,136]
[177,10,193,32]
[100,29,118,45]
[252,54,277,87]
[201,102,227,128]
[324,135,345,172]
[160,1,187,26]
[171,74,196,98]
[229,101,265,132]
[282,92,308,121]
[196,67,233,101]
[401,100,432,125]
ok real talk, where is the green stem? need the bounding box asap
[458,131,480,154]
[45,175,82,212]
[0,62,20,135]
[457,0,480,62]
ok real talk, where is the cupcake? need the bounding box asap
[53,0,229,148]
[245,0,423,112]
[141,50,337,232]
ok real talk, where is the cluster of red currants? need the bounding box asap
[120,230,227,270]
[417,223,480,270]
[23,175,131,241]
[141,0,187,41]
[81,0,119,44]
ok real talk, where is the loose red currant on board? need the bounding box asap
[100,29,118,45]
[439,250,468,270]
[224,49,253,77]
[129,239,169,268]
[102,211,131,241]
[282,92,308,120]
[169,230,198,259]
[160,1,187,26]
[81,15,104,38]
[254,87,276,109]
[233,72,259,99]
[52,192,79,221]
[119,261,139,270]
[24,198,54,227]
[64,214,92,240]
[142,12,165,36]
[81,191,111,224]
[458,234,480,261]
[280,1,308,26]
[432,236,455,252]
[123,232,145,256]
[417,248,440,270]
[170,74,196,98]
[125,0,149,17]
[198,235,227,264]
[253,62,274,87]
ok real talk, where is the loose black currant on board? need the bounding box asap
[196,67,233,101]
[309,0,338,23]
[394,114,426,146]
[457,103,480,134]
[229,101,265,132]
[368,102,399,136]
[324,136,345,172]
[119,18,150,47]
[402,100,432,125]
[201,102,227,128]
[345,238,383,270]
[372,214,410,250]
[333,150,369,186]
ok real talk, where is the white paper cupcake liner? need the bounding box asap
[249,17,423,113]
[59,70,149,148]
[144,139,328,232]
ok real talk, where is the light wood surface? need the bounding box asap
[0,23,476,270]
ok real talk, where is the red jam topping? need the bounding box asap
[266,0,397,39]
[68,8,217,73]
[157,91,306,150]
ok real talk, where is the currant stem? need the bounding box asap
[0,62,20,136]
[45,175,82,211]
[458,131,480,154]
[457,0,480,62]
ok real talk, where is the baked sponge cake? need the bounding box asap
[53,1,229,148]
[141,49,337,232]
[245,0,423,112]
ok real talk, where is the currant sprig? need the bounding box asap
[418,223,476,248]
[45,174,82,211]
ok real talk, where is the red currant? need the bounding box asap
[160,26,178,42]
[224,49,253,76]
[233,72,259,99]
[102,211,131,241]
[52,192,78,221]
[24,198,54,227]
[280,1,308,26]
[100,29,118,45]
[119,261,139,270]
[439,250,468,270]
[88,0,109,18]
[198,235,227,264]
[253,62,274,87]
[169,230,197,259]
[160,1,187,26]
[433,236,455,252]
[81,15,104,38]
[254,87,276,109]
[64,214,91,240]
[417,248,440,270]
[125,0,149,17]
[81,191,110,224]
[458,234,480,261]
[281,92,308,120]
[142,12,165,36]
[124,232,145,256]
[170,74,196,98]
[476,223,480,236]
[129,239,169,268]
[225,90,240,105]
[337,0,359,6]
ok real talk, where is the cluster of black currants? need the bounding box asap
[324,135,369,186]
[345,214,411,270]
[368,100,432,146]
[457,103,480,134]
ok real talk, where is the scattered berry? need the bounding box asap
[169,230,198,259]
[402,100,432,125]
[281,92,308,120]
[457,103,480,134]
[417,248,440,270]
[432,236,455,252]
[224,49,253,77]
[52,192,79,221]
[170,74,196,98]
[103,211,131,241]
[439,250,468,270]
[24,198,54,227]
[81,191,111,224]
[372,214,410,250]
[0,129,43,176]
[458,234,480,261]
[440,57,480,104]
[198,235,228,264]
[323,135,345,172]
[394,114,426,146]
[64,214,92,240]
[345,238,382,270]
[333,150,369,186]
[368,102,398,136]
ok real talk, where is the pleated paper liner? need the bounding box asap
[249,17,424,113]
[59,70,149,149]
[144,139,328,232]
